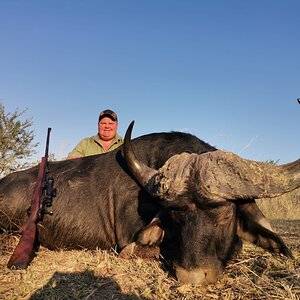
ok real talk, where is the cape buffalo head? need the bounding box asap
[123,121,299,285]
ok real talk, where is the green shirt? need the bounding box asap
[67,134,123,158]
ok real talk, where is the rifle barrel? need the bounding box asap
[7,127,53,269]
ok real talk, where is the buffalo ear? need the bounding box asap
[135,217,165,246]
[236,201,293,258]
[118,217,164,260]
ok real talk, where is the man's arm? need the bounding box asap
[66,140,85,159]
[67,155,82,160]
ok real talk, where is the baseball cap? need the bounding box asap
[98,109,118,122]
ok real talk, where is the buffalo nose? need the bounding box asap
[175,265,222,285]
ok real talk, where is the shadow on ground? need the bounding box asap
[29,269,147,300]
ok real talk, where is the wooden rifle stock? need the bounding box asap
[7,128,52,269]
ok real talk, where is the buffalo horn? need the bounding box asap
[123,121,158,189]
[195,150,300,201]
[124,122,300,202]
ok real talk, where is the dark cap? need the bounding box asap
[98,109,118,122]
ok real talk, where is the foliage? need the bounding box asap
[265,158,280,165]
[0,102,38,177]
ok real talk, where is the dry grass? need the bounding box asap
[258,189,300,220]
[1,158,299,299]
[0,219,299,300]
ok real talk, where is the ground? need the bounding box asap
[0,220,299,300]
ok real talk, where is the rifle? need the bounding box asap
[7,128,56,269]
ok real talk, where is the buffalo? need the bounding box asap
[0,121,299,285]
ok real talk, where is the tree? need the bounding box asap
[0,103,38,177]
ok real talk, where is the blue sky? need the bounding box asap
[1,1,299,163]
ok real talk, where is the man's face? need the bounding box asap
[98,117,118,141]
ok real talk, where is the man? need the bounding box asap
[67,109,123,159]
